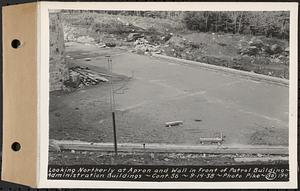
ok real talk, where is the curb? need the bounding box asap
[152,54,289,87]
[52,140,288,155]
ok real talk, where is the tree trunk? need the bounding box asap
[238,12,243,34]
[233,12,237,34]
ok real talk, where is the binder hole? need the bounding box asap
[11,39,21,49]
[11,142,21,151]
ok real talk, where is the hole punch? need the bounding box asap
[11,39,21,49]
[11,142,21,151]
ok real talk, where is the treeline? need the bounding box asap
[63,10,289,39]
[182,11,289,39]
[62,10,183,18]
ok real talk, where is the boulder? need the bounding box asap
[127,33,143,42]
[161,33,173,42]
[240,46,260,56]
[270,44,283,54]
[249,37,264,48]
[105,42,116,47]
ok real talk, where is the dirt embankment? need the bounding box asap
[163,33,289,79]
[61,12,289,79]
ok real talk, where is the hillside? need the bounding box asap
[61,11,289,79]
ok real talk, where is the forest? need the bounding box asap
[182,11,289,39]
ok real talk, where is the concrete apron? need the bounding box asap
[152,54,289,87]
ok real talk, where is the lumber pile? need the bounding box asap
[69,66,108,87]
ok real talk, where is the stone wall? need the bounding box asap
[49,12,69,91]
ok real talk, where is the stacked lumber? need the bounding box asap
[70,66,108,87]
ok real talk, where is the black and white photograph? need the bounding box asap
[46,6,294,183]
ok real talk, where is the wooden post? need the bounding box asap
[107,56,118,155]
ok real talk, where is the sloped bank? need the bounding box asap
[152,54,289,87]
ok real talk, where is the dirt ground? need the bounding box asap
[49,150,287,166]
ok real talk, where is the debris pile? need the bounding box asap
[133,38,162,54]
[163,35,206,59]
[65,66,108,88]
[239,37,288,58]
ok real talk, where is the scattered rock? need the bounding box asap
[71,150,76,154]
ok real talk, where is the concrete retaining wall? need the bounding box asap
[49,12,69,91]
[152,54,289,87]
